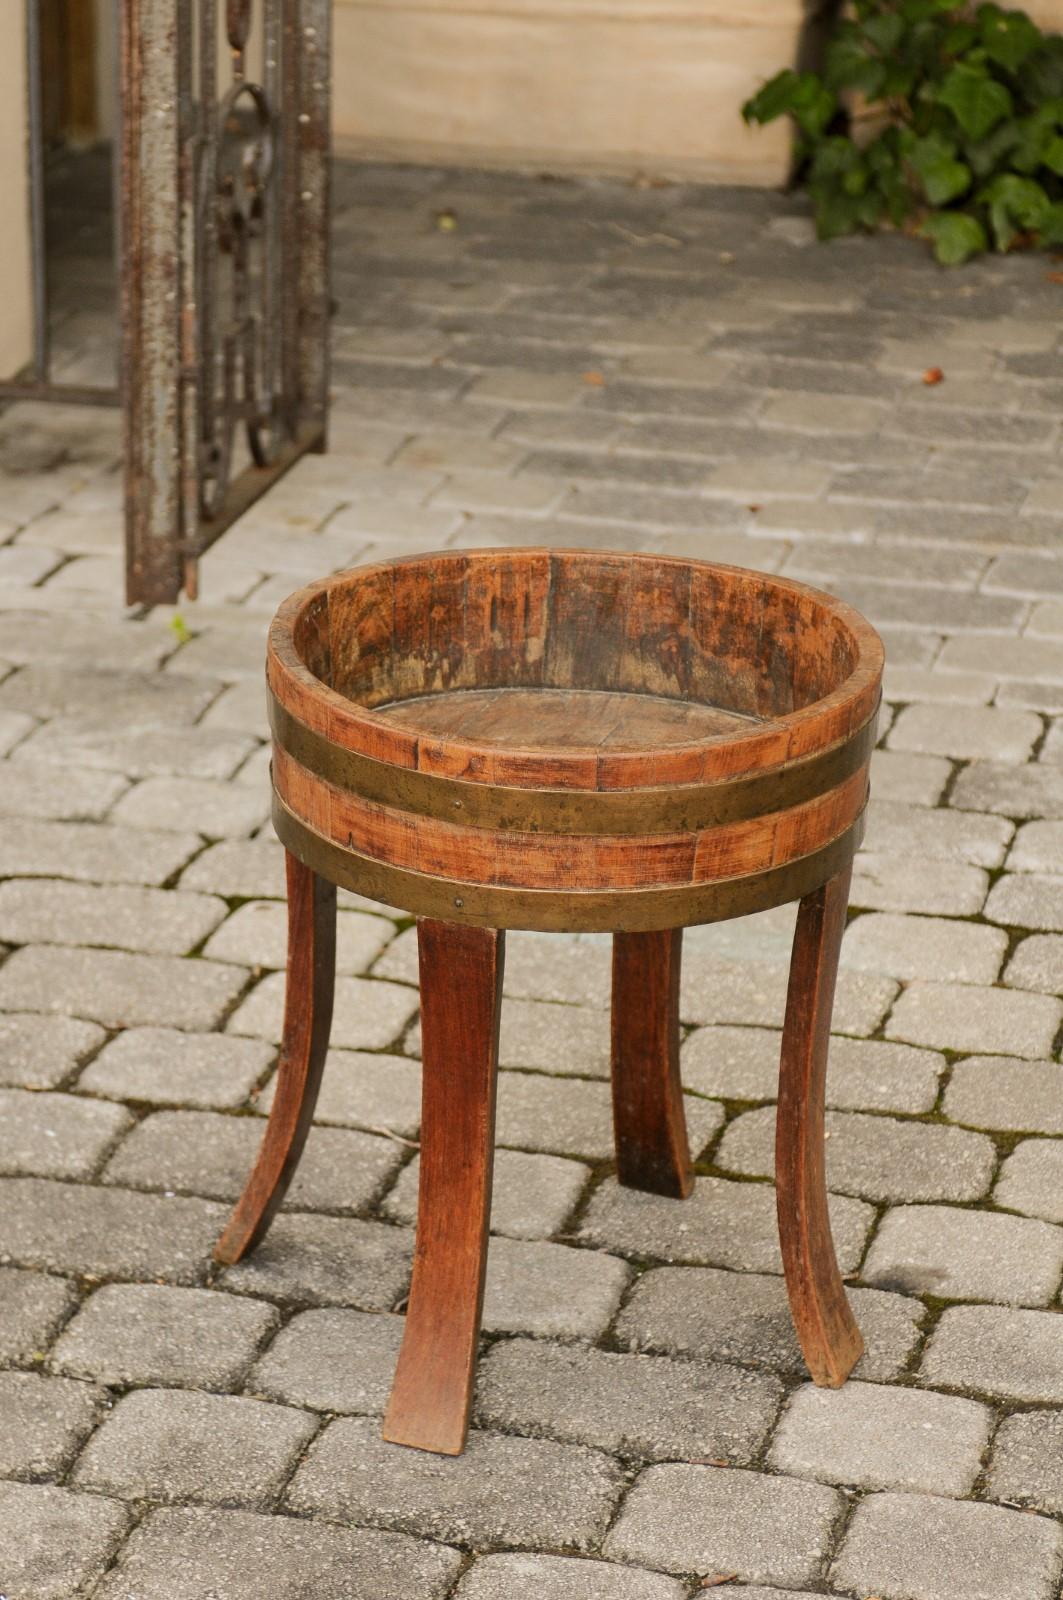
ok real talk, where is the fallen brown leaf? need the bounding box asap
[699,1574,739,1589]
[582,371,606,387]
[435,208,458,232]
[922,367,945,386]
[1046,271,1063,284]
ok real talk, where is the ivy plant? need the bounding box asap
[742,1,1063,264]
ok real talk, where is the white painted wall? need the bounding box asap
[332,0,807,185]
[0,0,33,377]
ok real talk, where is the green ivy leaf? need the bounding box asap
[1038,200,1063,243]
[965,119,1021,176]
[910,134,974,204]
[863,11,906,55]
[826,34,889,96]
[938,62,1014,139]
[978,171,1051,247]
[977,5,1041,75]
[742,69,803,126]
[920,211,989,263]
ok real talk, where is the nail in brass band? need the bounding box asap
[269,690,879,838]
[272,787,866,933]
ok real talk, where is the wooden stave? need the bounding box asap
[267,548,885,797]
[272,783,868,933]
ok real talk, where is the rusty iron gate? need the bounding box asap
[6,0,331,605]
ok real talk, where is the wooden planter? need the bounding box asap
[217,548,884,1455]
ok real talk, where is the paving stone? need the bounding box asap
[219,1212,412,1309]
[0,1088,131,1180]
[248,1308,403,1413]
[864,1204,1063,1305]
[680,953,897,1035]
[883,665,996,704]
[862,800,1013,867]
[180,836,286,897]
[869,750,951,805]
[686,1025,943,1112]
[0,1370,104,1477]
[617,1264,923,1381]
[890,707,1037,761]
[940,633,1063,683]
[204,901,395,975]
[0,610,170,670]
[0,945,248,1029]
[0,817,201,885]
[580,1175,872,1274]
[986,1410,1063,1514]
[851,853,989,915]
[228,971,416,1049]
[52,1283,279,1390]
[769,1379,990,1496]
[995,1139,1063,1223]
[497,996,610,1076]
[18,717,258,780]
[0,1013,105,1089]
[94,1505,462,1600]
[496,1070,721,1162]
[384,1147,589,1239]
[0,1266,77,1364]
[831,1490,1063,1600]
[258,1047,422,1137]
[951,759,1063,819]
[945,1057,1063,1135]
[0,662,220,722]
[603,1462,842,1586]
[0,1481,131,1600]
[455,1554,686,1600]
[475,1337,783,1464]
[103,1108,402,1212]
[718,1107,994,1203]
[111,775,270,836]
[287,1417,623,1550]
[842,912,1006,984]
[1007,819,1063,872]
[0,760,127,821]
[479,1235,630,1338]
[922,1304,1063,1402]
[0,1176,225,1283]
[0,708,34,755]
[72,1387,318,1509]
[79,1026,274,1108]
[986,872,1063,931]
[1004,933,1063,993]
[886,982,1062,1058]
[0,879,227,956]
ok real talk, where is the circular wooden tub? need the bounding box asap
[267,548,883,932]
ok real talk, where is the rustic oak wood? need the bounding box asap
[776,862,864,1386]
[611,929,691,1199]
[214,852,336,1265]
[382,919,505,1455]
[220,548,884,1454]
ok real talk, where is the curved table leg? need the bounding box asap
[776,861,864,1386]
[611,929,692,1199]
[214,851,336,1266]
[383,918,505,1456]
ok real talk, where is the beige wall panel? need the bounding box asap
[0,0,33,376]
[333,2,803,184]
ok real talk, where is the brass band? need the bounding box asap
[273,786,867,933]
[270,689,879,839]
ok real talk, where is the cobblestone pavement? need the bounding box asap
[3,156,1063,1599]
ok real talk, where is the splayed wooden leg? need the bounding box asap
[382,918,505,1455]
[777,862,863,1386]
[214,851,335,1265]
[611,928,692,1200]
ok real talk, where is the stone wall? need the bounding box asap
[332,0,810,185]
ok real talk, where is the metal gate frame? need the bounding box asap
[4,0,332,607]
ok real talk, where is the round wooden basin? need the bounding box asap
[267,548,883,931]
